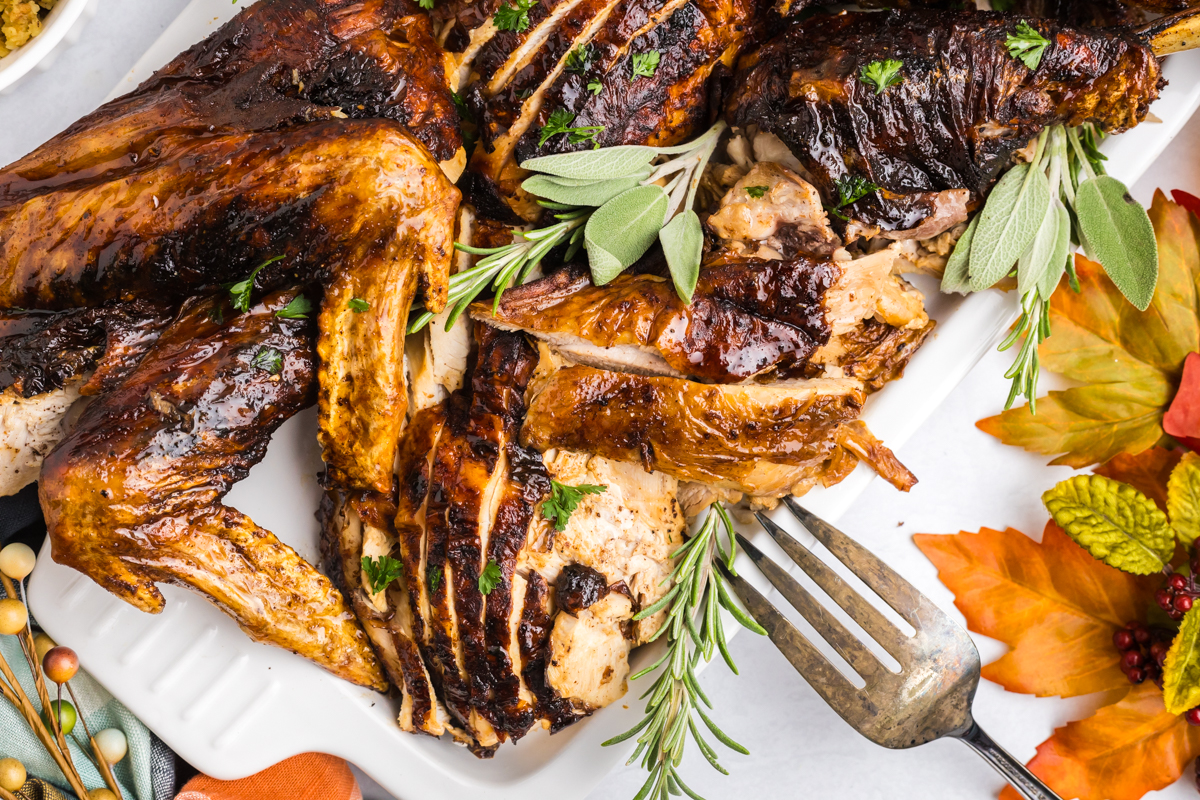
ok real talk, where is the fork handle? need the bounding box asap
[956,722,1064,800]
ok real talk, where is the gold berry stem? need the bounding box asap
[0,645,91,800]
[0,784,18,800]
[67,682,123,799]
[2,574,57,760]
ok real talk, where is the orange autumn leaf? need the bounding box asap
[999,682,1200,800]
[1094,446,1184,512]
[914,523,1158,697]
[978,191,1200,468]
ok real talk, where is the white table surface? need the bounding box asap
[3,4,1200,798]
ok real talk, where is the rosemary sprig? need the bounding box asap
[408,206,589,333]
[603,503,766,800]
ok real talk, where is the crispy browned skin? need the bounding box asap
[473,257,838,382]
[725,10,1163,234]
[457,0,760,220]
[0,303,174,398]
[522,360,866,495]
[39,290,386,690]
[0,0,461,492]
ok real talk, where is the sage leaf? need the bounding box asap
[1018,199,1070,299]
[1042,474,1174,575]
[521,146,656,180]
[1075,175,1158,311]
[659,210,703,303]
[1168,452,1200,545]
[1163,606,1200,715]
[584,185,668,283]
[522,173,648,207]
[587,241,626,285]
[969,164,1051,291]
[940,216,978,295]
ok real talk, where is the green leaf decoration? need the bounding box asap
[969,163,1051,291]
[586,241,627,286]
[478,559,502,595]
[940,215,978,295]
[1163,606,1200,715]
[584,185,668,282]
[1041,474,1174,575]
[659,211,703,304]
[1075,175,1159,311]
[361,555,403,595]
[1018,199,1070,299]
[521,146,656,180]
[542,480,607,531]
[1168,452,1200,545]
[521,173,648,207]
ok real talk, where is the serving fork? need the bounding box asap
[722,497,1062,800]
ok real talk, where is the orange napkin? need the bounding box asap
[175,754,362,800]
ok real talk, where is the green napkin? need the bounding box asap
[0,633,153,800]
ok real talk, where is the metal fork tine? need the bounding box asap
[736,529,885,681]
[783,497,949,631]
[718,563,880,725]
[754,511,911,663]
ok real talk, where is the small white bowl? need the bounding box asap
[0,0,98,95]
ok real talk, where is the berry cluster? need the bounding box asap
[1154,562,1200,620]
[1113,621,1171,687]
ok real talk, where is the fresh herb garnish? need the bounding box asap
[494,0,535,32]
[744,185,769,199]
[428,565,443,593]
[362,555,404,595]
[538,108,605,148]
[1006,20,1050,70]
[566,43,594,74]
[516,87,533,100]
[991,0,1015,10]
[348,297,370,313]
[229,255,284,313]
[542,480,606,531]
[408,121,726,333]
[942,123,1156,412]
[859,59,904,95]
[275,294,313,319]
[478,559,502,595]
[251,347,283,375]
[825,174,880,220]
[631,50,660,80]
[208,304,225,326]
[452,91,473,122]
[587,80,602,95]
[603,503,766,796]
[419,0,435,8]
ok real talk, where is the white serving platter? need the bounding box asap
[26,4,1200,799]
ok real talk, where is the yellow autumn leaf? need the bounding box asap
[1042,475,1174,575]
[1164,606,1200,715]
[1168,452,1200,545]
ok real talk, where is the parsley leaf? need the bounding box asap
[478,559,502,595]
[538,108,605,148]
[587,80,602,95]
[348,297,370,313]
[419,0,435,8]
[228,255,284,313]
[859,59,904,95]
[566,44,593,74]
[362,555,403,595]
[494,0,535,32]
[542,480,606,531]
[1006,20,1050,70]
[251,347,283,375]
[428,565,443,593]
[825,175,880,221]
[452,91,474,122]
[516,86,533,100]
[990,0,1015,10]
[745,185,769,199]
[631,50,660,80]
[208,304,225,326]
[275,294,313,319]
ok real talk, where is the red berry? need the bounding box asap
[1122,650,1145,669]
[1128,666,1147,683]
[1158,589,1175,610]
[1134,627,1151,644]
[1171,609,1186,620]
[1187,708,1200,726]
[1192,555,1200,575]
[1113,630,1136,650]
[1151,642,1170,663]
[1177,595,1195,613]
[1170,573,1189,591]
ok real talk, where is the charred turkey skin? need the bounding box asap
[724,10,1162,235]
